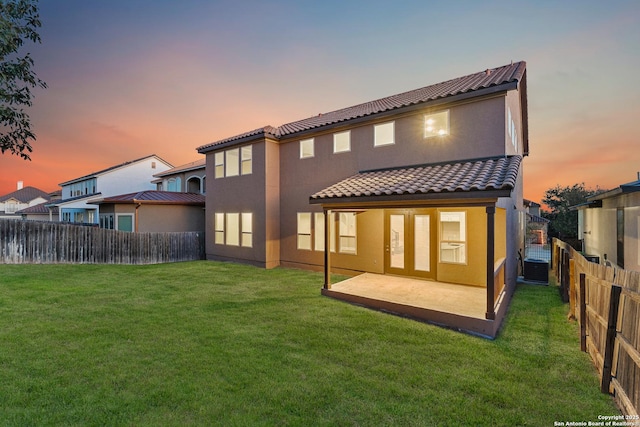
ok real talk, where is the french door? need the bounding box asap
[384,209,436,279]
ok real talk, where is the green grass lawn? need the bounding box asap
[0,261,618,426]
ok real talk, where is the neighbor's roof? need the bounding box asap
[310,155,522,204]
[89,190,205,205]
[198,61,527,153]
[153,158,206,178]
[588,178,640,202]
[59,154,173,186]
[0,186,50,203]
[16,201,59,215]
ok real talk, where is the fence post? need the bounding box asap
[601,284,622,394]
[568,259,576,319]
[579,273,587,352]
[561,251,570,303]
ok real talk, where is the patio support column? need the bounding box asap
[486,205,496,320]
[324,208,331,289]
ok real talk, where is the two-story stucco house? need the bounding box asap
[152,158,206,194]
[0,182,50,220]
[51,154,172,226]
[197,62,529,337]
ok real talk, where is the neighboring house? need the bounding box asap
[197,61,529,336]
[88,190,205,232]
[17,190,61,221]
[523,199,549,250]
[0,182,50,220]
[152,158,206,194]
[576,174,640,271]
[50,155,173,225]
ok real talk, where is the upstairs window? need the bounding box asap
[333,130,351,153]
[241,145,252,175]
[374,121,395,147]
[225,149,240,177]
[300,138,314,159]
[215,145,252,178]
[215,152,225,178]
[424,110,449,138]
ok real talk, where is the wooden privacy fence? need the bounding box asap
[552,238,640,417]
[0,219,204,264]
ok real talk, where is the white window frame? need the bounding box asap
[297,212,312,250]
[225,149,240,177]
[374,121,395,147]
[314,212,325,251]
[424,110,449,138]
[226,213,240,246]
[214,213,225,244]
[333,130,351,153]
[439,211,467,264]
[215,152,225,179]
[241,145,252,175]
[241,213,252,247]
[338,212,357,254]
[300,138,315,159]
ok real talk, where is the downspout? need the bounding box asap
[134,202,141,232]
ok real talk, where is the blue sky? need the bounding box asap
[1,0,639,203]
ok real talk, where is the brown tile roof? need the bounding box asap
[153,158,206,178]
[16,201,58,215]
[198,61,526,153]
[0,186,50,203]
[310,156,522,203]
[90,190,205,205]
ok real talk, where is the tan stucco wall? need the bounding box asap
[135,205,204,232]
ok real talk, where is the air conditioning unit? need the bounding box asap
[524,259,549,283]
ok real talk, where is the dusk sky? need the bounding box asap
[1,0,638,205]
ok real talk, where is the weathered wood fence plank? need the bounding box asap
[552,238,640,417]
[0,219,204,265]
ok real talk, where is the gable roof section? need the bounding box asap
[90,190,205,205]
[0,186,50,203]
[310,156,522,204]
[153,158,206,178]
[588,178,640,202]
[59,154,173,186]
[16,201,59,215]
[198,61,527,153]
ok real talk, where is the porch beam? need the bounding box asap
[324,208,331,290]
[486,205,496,320]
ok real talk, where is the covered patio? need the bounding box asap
[310,156,522,339]
[322,273,508,338]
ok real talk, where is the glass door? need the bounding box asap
[385,210,435,279]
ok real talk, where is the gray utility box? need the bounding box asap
[524,259,549,283]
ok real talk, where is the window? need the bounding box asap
[300,138,314,159]
[117,214,133,232]
[167,177,181,192]
[225,148,239,177]
[241,145,252,175]
[333,130,351,153]
[215,152,224,178]
[241,213,252,247]
[215,145,252,178]
[214,213,225,244]
[424,110,449,138]
[226,213,240,246]
[314,212,325,251]
[151,161,156,169]
[439,211,466,264]
[374,122,394,147]
[339,212,356,254]
[297,212,312,250]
